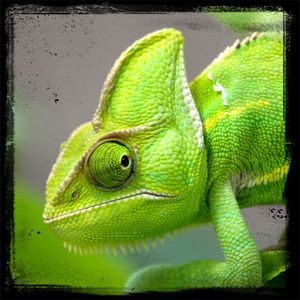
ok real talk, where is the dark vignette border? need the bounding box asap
[1,1,299,300]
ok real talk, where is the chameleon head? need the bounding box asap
[43,28,207,253]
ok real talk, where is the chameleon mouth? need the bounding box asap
[43,191,174,224]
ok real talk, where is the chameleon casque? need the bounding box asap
[43,28,289,291]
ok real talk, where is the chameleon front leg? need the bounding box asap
[208,180,262,287]
[125,181,262,292]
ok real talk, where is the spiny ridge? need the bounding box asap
[61,227,189,256]
[211,32,261,67]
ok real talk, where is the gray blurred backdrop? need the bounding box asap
[12,9,286,268]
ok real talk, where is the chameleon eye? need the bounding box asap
[86,141,134,189]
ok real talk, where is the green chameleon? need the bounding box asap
[43,28,289,292]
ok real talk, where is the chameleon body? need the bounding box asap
[43,29,288,291]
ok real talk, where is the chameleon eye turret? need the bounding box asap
[85,141,134,189]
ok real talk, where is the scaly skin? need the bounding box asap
[43,29,289,292]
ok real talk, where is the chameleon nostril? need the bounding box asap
[71,190,79,199]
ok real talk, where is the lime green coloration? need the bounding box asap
[43,29,289,292]
[12,181,134,294]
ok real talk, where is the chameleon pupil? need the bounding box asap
[121,155,129,168]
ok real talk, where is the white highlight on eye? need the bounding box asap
[179,48,204,149]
